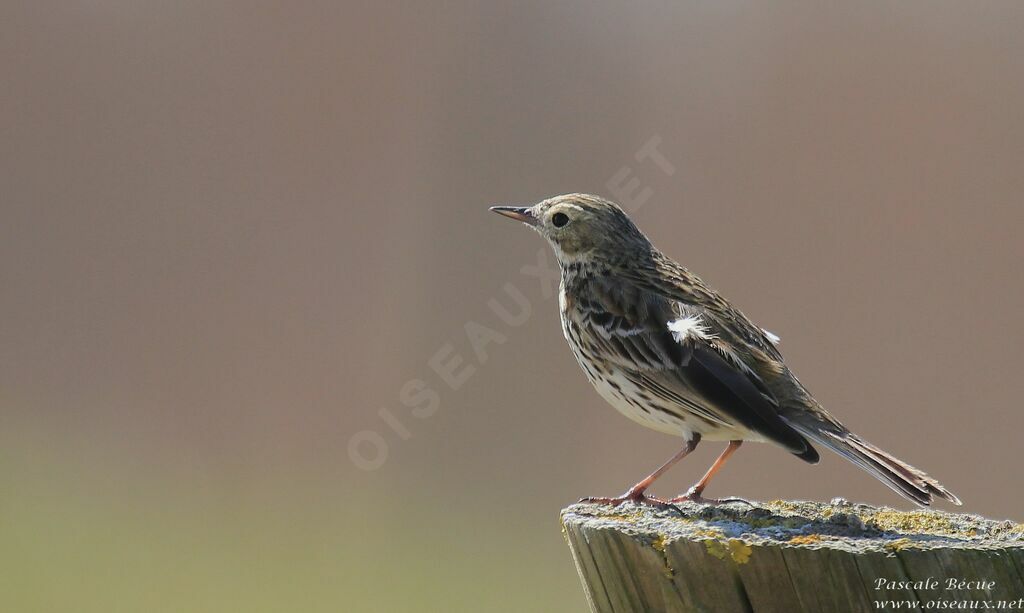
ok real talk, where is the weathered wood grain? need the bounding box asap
[562,500,1024,612]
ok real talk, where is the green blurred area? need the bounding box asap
[0,432,583,612]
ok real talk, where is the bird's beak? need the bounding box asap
[490,206,538,226]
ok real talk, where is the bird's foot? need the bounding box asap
[579,487,682,515]
[669,487,754,506]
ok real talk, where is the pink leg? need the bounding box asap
[580,435,701,511]
[670,440,751,505]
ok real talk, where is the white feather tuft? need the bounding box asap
[667,315,712,343]
[762,328,781,345]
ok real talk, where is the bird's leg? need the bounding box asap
[670,440,752,505]
[580,435,700,512]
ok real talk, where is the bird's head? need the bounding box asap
[490,194,651,266]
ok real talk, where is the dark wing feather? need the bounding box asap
[686,344,818,461]
[619,369,740,429]
[574,273,817,462]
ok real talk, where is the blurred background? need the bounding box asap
[3,1,1023,611]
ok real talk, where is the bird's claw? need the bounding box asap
[669,487,754,506]
[579,490,683,515]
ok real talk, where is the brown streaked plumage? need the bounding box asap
[491,194,960,508]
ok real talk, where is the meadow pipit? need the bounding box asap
[492,194,960,508]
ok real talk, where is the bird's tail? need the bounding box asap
[788,421,961,507]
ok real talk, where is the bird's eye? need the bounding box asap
[552,212,570,228]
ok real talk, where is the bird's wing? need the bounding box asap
[573,278,733,428]
[619,252,788,362]
[579,275,817,460]
[572,275,693,371]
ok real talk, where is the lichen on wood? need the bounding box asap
[561,499,1024,613]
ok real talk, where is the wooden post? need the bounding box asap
[562,499,1024,612]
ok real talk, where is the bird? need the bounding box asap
[491,194,960,508]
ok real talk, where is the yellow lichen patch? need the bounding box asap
[884,538,914,552]
[693,527,725,539]
[765,500,832,518]
[702,537,752,564]
[865,510,955,536]
[727,539,752,564]
[650,535,675,578]
[788,534,824,546]
[601,510,647,524]
[736,516,789,530]
[765,500,799,512]
[703,539,729,560]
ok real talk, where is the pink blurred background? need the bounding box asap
[3,2,1023,610]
